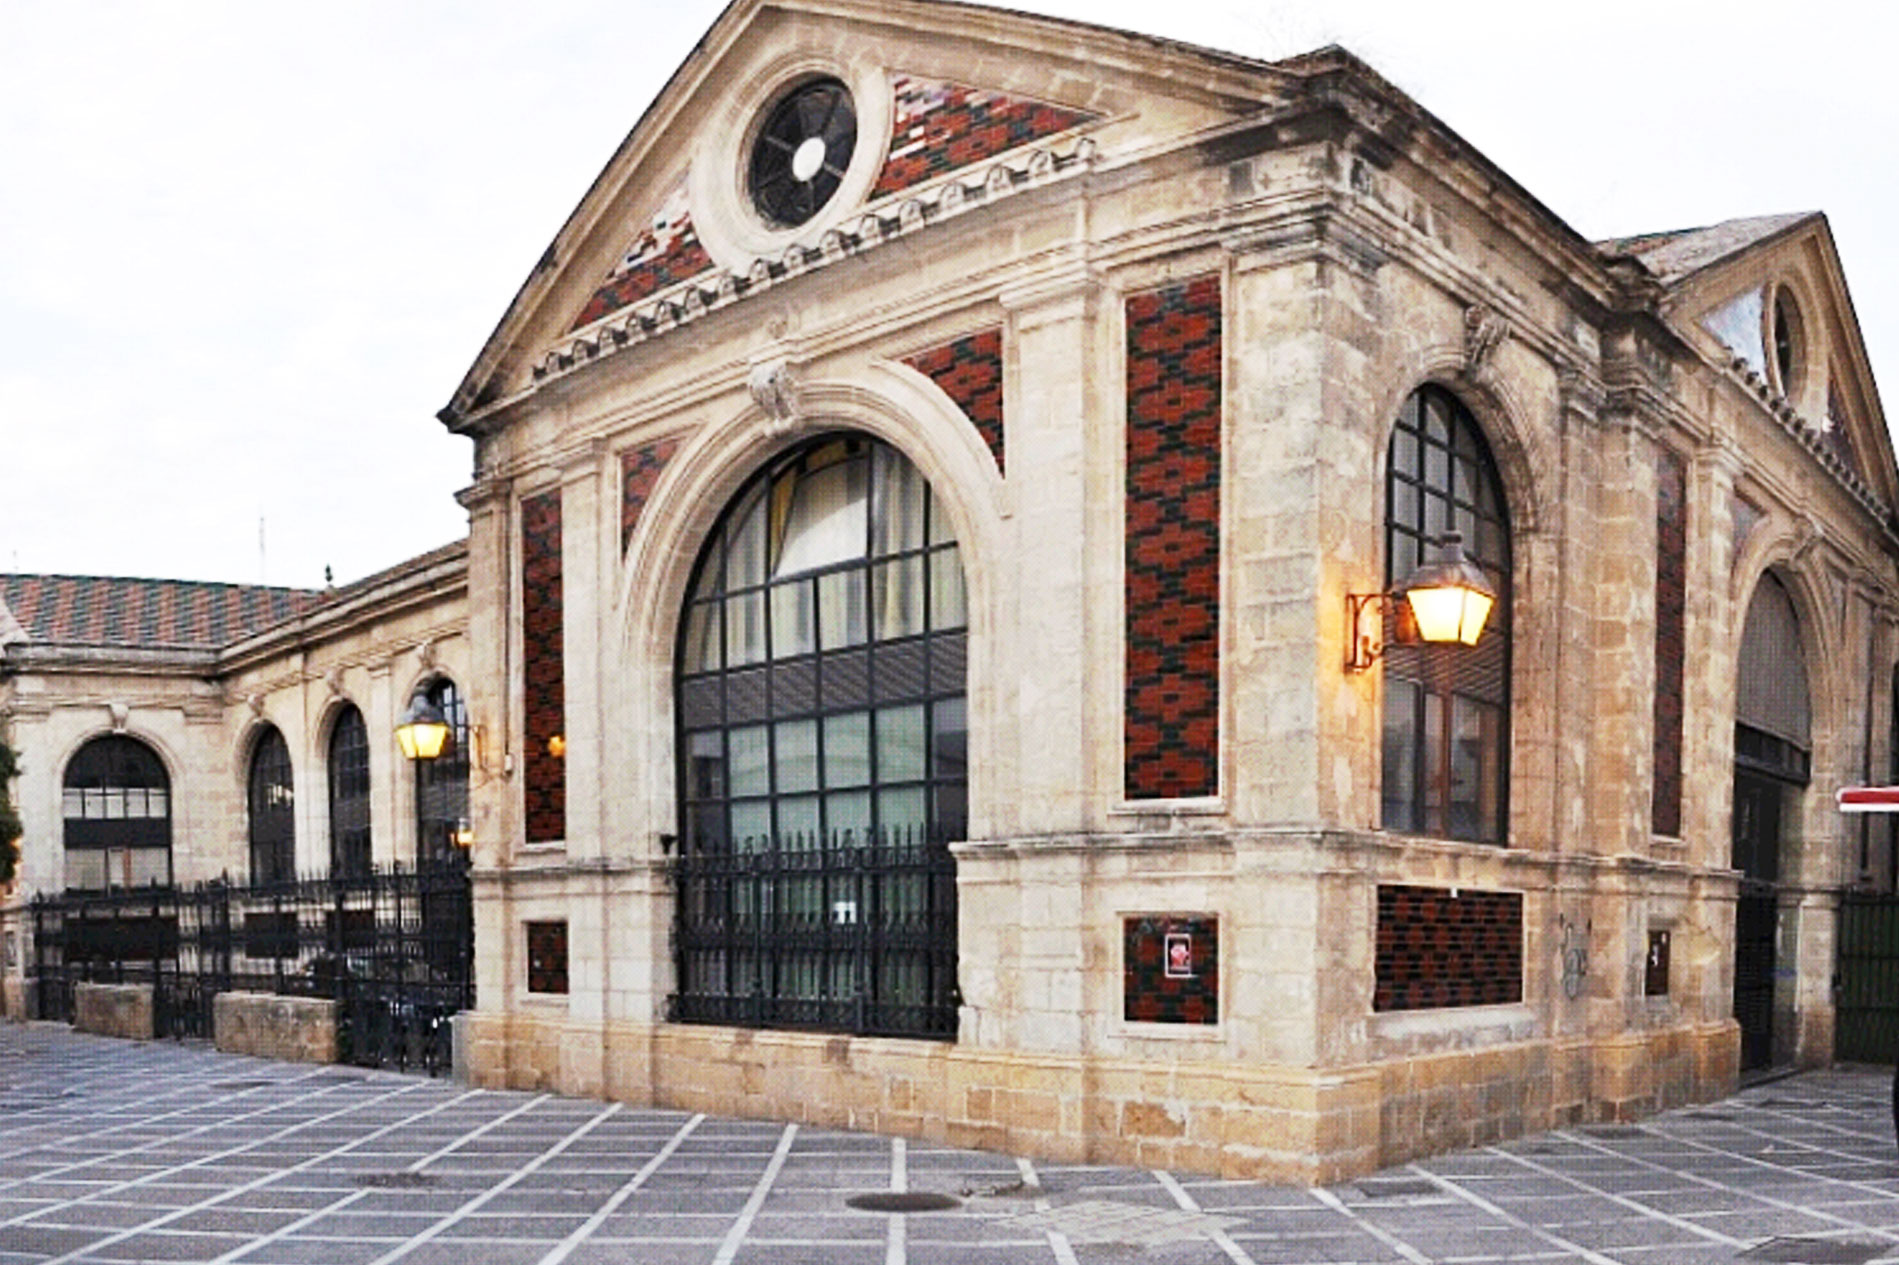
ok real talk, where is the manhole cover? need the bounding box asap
[1684,1111,1736,1121]
[213,1080,276,1091]
[1739,1238,1886,1264]
[357,1171,437,1189]
[847,1191,962,1213]
[312,1073,367,1083]
[1354,1178,1440,1199]
[1756,1098,1829,1111]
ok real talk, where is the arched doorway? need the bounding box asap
[62,736,171,892]
[670,433,966,1038]
[248,726,296,884]
[1732,572,1811,1072]
[414,677,470,865]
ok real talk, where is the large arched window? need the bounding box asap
[1381,385,1513,843]
[248,726,296,884]
[415,676,470,865]
[672,433,965,1038]
[328,705,371,877]
[62,736,171,891]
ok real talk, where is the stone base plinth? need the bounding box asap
[74,983,154,1041]
[213,992,339,1064]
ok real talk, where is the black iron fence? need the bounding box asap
[1837,890,1899,1064]
[669,827,958,1039]
[30,857,473,1074]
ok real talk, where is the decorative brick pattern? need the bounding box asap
[904,329,1004,473]
[521,490,565,845]
[1374,885,1522,1012]
[0,575,314,650]
[1652,447,1687,837]
[527,920,569,994]
[1124,275,1222,801]
[621,437,680,551]
[571,179,715,331]
[1123,915,1218,1025]
[872,77,1098,199]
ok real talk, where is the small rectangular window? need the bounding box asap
[527,921,569,995]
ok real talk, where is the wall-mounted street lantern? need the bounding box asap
[1346,530,1497,672]
[395,693,451,761]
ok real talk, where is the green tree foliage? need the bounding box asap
[0,740,19,886]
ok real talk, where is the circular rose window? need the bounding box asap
[748,77,856,228]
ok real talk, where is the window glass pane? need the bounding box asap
[1422,691,1444,836]
[724,489,768,589]
[823,713,871,788]
[1448,694,1484,842]
[875,557,926,640]
[877,705,927,782]
[872,446,927,556]
[731,801,771,849]
[878,788,929,840]
[934,784,968,842]
[129,848,170,888]
[729,725,771,796]
[1392,424,1419,480]
[933,698,967,780]
[774,719,819,793]
[727,592,767,667]
[930,546,966,631]
[683,602,721,673]
[777,795,820,845]
[774,452,868,577]
[1381,678,1417,832]
[770,581,816,659]
[687,804,727,852]
[826,791,872,842]
[66,849,104,891]
[62,789,83,818]
[817,569,867,649]
[103,789,125,820]
[688,731,725,801]
[927,490,955,547]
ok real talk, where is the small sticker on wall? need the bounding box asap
[1165,932,1194,978]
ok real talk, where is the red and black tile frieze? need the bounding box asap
[1124,275,1222,801]
[1374,885,1523,1012]
[1123,915,1219,1025]
[621,437,681,551]
[1651,448,1687,838]
[521,490,566,845]
[904,329,1004,473]
[873,78,1098,200]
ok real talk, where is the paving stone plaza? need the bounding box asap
[6,1026,1899,1264]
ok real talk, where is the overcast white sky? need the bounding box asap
[3,0,1894,588]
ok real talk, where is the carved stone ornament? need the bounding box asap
[107,701,130,734]
[748,359,800,435]
[1464,304,1509,379]
[247,693,266,719]
[415,638,438,670]
[324,667,345,697]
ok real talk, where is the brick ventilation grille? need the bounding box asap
[1651,448,1687,837]
[526,920,569,994]
[1123,275,1222,800]
[521,491,565,844]
[904,330,1004,473]
[571,179,715,331]
[621,438,680,551]
[1374,885,1523,1012]
[1123,915,1218,1025]
[872,78,1098,199]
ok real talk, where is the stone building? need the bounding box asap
[0,546,470,1016]
[4,0,1897,1183]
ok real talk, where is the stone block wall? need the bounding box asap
[213,991,340,1064]
[73,983,153,1040]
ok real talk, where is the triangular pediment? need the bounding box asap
[440,0,1298,426]
[1607,213,1897,512]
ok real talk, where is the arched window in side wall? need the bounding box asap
[1381,385,1514,844]
[672,433,967,1039]
[415,677,470,865]
[328,705,371,877]
[248,726,296,884]
[62,736,171,892]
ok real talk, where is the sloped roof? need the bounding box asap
[1598,212,1817,285]
[0,575,319,651]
